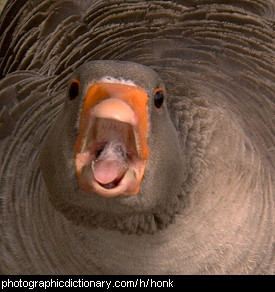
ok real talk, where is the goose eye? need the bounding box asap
[68,79,80,101]
[154,89,164,109]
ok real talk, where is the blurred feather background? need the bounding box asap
[0,0,8,13]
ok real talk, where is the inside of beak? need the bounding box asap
[74,83,148,197]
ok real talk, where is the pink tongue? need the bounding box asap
[93,159,124,184]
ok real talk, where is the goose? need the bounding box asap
[0,0,274,274]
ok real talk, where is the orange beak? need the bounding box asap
[74,82,149,198]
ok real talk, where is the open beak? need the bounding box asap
[74,82,148,198]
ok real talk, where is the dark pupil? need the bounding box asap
[69,82,79,100]
[154,91,164,108]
